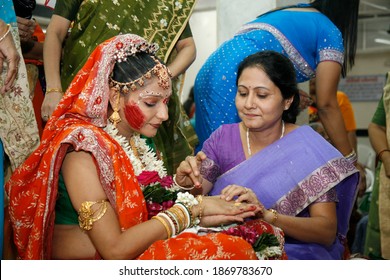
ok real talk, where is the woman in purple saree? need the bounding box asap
[175,51,359,259]
[204,124,358,259]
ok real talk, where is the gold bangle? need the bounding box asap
[268,209,278,225]
[46,88,63,94]
[152,215,172,238]
[0,24,11,43]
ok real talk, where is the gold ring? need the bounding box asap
[234,202,241,207]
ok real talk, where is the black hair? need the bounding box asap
[111,52,160,87]
[310,0,360,77]
[236,51,300,123]
[183,86,195,117]
[258,0,360,77]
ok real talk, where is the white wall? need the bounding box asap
[183,1,390,134]
[182,9,217,103]
[348,50,390,130]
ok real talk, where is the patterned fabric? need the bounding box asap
[194,4,344,151]
[137,232,257,260]
[5,34,257,260]
[54,0,198,174]
[0,0,39,171]
[365,72,390,259]
[202,124,359,259]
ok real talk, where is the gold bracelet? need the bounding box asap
[46,88,63,94]
[0,24,11,43]
[268,209,278,225]
[152,215,172,238]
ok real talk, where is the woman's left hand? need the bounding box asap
[199,195,262,227]
[220,184,261,205]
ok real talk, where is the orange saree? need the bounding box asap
[5,34,259,260]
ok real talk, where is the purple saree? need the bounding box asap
[202,124,359,259]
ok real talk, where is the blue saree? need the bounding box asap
[194,4,344,151]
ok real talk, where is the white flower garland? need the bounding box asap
[104,123,167,178]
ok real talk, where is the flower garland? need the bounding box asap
[221,220,287,260]
[104,123,180,218]
[104,123,167,177]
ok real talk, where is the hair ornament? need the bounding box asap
[109,56,172,94]
[113,41,159,63]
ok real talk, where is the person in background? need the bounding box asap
[5,34,266,260]
[176,51,360,259]
[1,0,40,259]
[0,19,19,94]
[183,86,196,128]
[0,16,20,260]
[0,0,39,172]
[308,78,358,153]
[364,71,390,260]
[41,0,198,175]
[194,0,360,168]
[308,77,367,253]
[13,0,46,135]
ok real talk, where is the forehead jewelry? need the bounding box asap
[139,90,170,99]
[109,41,172,94]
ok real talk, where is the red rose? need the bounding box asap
[137,170,161,186]
[146,202,163,219]
[160,175,174,188]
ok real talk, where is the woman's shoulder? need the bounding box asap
[205,123,240,147]
[212,123,240,135]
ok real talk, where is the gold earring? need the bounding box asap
[109,92,121,127]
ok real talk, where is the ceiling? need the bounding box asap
[33,0,390,51]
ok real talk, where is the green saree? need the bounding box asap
[54,0,198,174]
[364,72,390,259]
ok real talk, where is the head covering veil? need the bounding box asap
[6,34,159,259]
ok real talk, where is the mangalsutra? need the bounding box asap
[246,120,285,157]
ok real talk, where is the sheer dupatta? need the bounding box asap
[210,126,359,259]
[5,35,151,259]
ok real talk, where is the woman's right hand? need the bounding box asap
[175,151,208,189]
[41,91,62,121]
[0,22,20,94]
[16,17,35,43]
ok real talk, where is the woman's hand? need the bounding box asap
[41,91,63,121]
[16,17,35,43]
[220,184,261,205]
[219,184,266,219]
[0,22,20,94]
[199,195,262,227]
[175,152,208,189]
[298,89,313,111]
